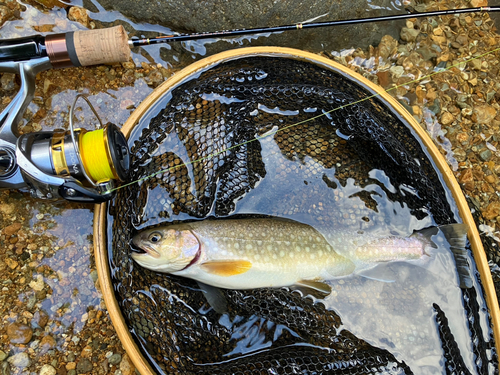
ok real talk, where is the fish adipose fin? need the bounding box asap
[438,223,472,289]
[200,260,252,276]
[197,281,228,314]
[294,280,332,297]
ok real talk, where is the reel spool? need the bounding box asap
[16,95,129,202]
[29,124,129,185]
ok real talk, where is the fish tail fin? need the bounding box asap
[438,223,472,289]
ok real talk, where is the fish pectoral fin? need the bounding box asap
[200,260,252,277]
[294,280,332,296]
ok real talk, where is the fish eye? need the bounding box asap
[148,232,162,243]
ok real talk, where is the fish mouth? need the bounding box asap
[130,237,161,258]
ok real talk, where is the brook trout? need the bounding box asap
[131,218,469,293]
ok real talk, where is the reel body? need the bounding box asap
[16,123,129,202]
[0,54,129,202]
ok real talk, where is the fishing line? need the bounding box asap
[104,45,500,195]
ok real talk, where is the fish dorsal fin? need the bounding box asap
[200,260,252,277]
[294,280,332,296]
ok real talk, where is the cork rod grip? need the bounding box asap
[71,25,130,66]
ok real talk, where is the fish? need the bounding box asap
[131,218,469,294]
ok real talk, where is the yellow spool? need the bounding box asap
[80,128,116,183]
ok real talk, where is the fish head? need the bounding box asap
[131,226,200,273]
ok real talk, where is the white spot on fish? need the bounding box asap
[234,243,240,249]
[257,240,263,246]
[280,250,285,257]
[267,245,273,251]
[305,247,310,253]
[246,244,253,250]
[295,246,301,252]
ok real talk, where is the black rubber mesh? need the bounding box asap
[108,56,497,374]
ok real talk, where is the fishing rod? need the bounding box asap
[0,6,497,203]
[129,6,500,46]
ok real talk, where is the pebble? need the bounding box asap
[7,322,33,344]
[3,222,21,236]
[40,364,57,375]
[7,352,31,368]
[483,202,500,221]
[108,353,122,365]
[0,351,6,362]
[29,274,45,291]
[40,334,57,353]
[400,27,420,42]
[473,105,497,124]
[67,6,89,27]
[76,358,93,374]
[440,112,454,125]
[119,354,135,375]
[0,73,16,91]
[32,310,49,328]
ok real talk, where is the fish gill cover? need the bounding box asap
[108,56,497,374]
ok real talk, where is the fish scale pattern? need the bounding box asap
[110,56,497,374]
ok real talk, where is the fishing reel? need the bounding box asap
[15,95,129,202]
[0,58,130,203]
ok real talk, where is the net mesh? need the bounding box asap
[108,56,497,374]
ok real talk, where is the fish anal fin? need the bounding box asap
[294,279,332,296]
[200,260,252,277]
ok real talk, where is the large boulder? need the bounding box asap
[86,0,407,55]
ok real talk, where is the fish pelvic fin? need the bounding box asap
[200,260,252,277]
[438,223,472,289]
[197,281,228,314]
[294,279,332,297]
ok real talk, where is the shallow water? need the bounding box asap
[0,0,498,373]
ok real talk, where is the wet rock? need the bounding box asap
[32,310,49,328]
[459,169,474,191]
[68,7,89,28]
[471,0,488,6]
[0,351,6,361]
[29,275,45,291]
[40,364,57,375]
[5,258,18,270]
[479,149,493,162]
[377,35,398,59]
[416,47,437,61]
[7,352,30,368]
[473,105,497,124]
[483,201,500,221]
[91,0,404,53]
[40,335,57,353]
[119,354,135,375]
[3,222,21,236]
[0,73,15,91]
[400,27,420,42]
[7,322,33,344]
[76,358,93,374]
[65,363,76,371]
[108,353,122,365]
[440,112,454,125]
